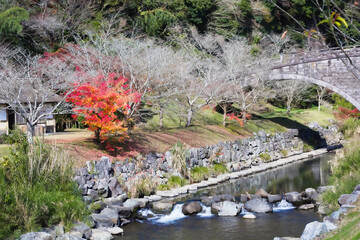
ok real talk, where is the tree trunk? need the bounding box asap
[286,105,291,116]
[159,108,164,130]
[222,105,227,127]
[26,122,35,144]
[94,129,101,142]
[186,108,193,127]
[242,110,247,124]
[318,95,322,111]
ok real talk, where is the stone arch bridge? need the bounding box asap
[269,46,360,110]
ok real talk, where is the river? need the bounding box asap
[119,153,334,240]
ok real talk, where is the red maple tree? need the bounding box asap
[66,73,141,152]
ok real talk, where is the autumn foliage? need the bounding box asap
[66,73,141,152]
[334,106,360,120]
[226,112,252,127]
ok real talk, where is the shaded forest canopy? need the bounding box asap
[1,0,359,53]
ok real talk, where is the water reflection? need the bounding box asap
[184,153,333,200]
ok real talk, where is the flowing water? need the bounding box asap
[119,153,334,240]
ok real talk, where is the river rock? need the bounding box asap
[338,193,359,206]
[20,232,54,240]
[244,198,273,213]
[57,235,83,240]
[90,229,113,240]
[71,222,92,239]
[218,201,241,216]
[123,199,140,211]
[352,184,360,193]
[255,189,269,198]
[242,213,256,219]
[100,208,120,225]
[103,227,124,235]
[91,213,116,228]
[67,231,83,238]
[304,188,316,198]
[182,202,203,215]
[53,225,65,237]
[300,220,337,240]
[200,196,215,206]
[152,202,173,211]
[211,202,222,214]
[285,192,303,206]
[299,204,315,210]
[108,205,131,218]
[268,194,282,203]
[132,198,149,208]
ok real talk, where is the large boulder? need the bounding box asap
[182,202,203,215]
[107,205,131,218]
[94,157,114,179]
[108,177,123,197]
[20,232,53,240]
[244,198,273,213]
[91,208,119,228]
[285,192,303,206]
[304,188,316,198]
[71,222,92,239]
[123,199,140,212]
[255,189,269,198]
[338,193,360,206]
[300,221,337,240]
[267,194,282,203]
[152,202,174,212]
[218,201,242,216]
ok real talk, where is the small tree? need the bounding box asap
[0,46,78,144]
[67,73,141,150]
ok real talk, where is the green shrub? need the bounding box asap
[0,130,89,239]
[341,118,360,138]
[190,166,210,183]
[303,143,314,152]
[211,163,228,175]
[134,176,157,197]
[157,175,188,191]
[280,149,288,157]
[259,153,271,162]
[170,141,189,178]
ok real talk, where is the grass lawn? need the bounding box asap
[259,105,335,127]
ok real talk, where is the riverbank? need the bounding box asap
[154,147,337,200]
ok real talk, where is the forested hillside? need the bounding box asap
[1,0,359,53]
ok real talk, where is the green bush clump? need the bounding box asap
[259,153,271,162]
[190,166,210,183]
[341,118,360,138]
[303,143,314,152]
[157,175,188,191]
[134,176,157,198]
[0,129,89,239]
[280,149,288,157]
[211,163,228,174]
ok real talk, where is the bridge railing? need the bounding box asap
[271,45,360,69]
